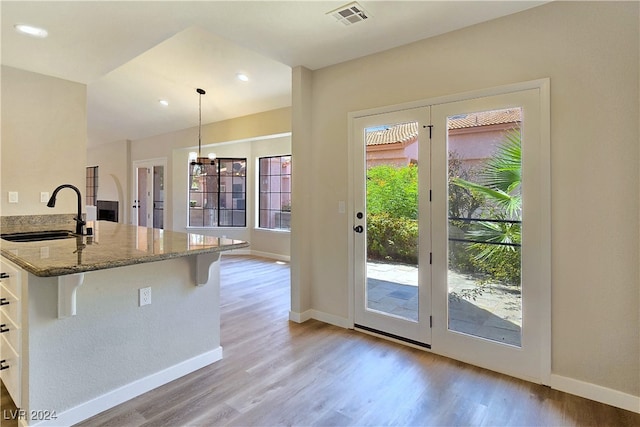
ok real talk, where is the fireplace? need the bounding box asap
[96,200,119,223]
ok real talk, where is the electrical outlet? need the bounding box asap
[139,287,151,306]
[40,192,49,203]
[8,192,18,203]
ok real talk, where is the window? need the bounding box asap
[86,166,98,206]
[259,155,291,230]
[189,158,246,227]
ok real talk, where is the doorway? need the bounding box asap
[351,82,550,382]
[133,159,166,229]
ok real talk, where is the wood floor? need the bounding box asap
[1,380,19,427]
[4,256,639,426]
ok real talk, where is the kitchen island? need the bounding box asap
[0,216,248,426]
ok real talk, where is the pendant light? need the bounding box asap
[189,88,216,166]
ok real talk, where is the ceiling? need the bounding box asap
[1,1,547,147]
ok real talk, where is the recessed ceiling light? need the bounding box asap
[14,24,48,38]
[236,73,249,82]
[159,99,169,107]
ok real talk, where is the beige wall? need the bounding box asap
[1,66,86,216]
[291,1,639,396]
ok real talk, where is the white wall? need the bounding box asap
[291,1,639,397]
[1,66,86,216]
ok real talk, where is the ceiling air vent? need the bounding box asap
[327,2,371,26]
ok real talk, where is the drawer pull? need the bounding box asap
[0,360,9,370]
[0,273,9,279]
[0,324,8,333]
[0,298,9,306]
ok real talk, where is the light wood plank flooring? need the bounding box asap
[6,256,640,426]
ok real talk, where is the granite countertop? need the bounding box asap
[0,217,249,277]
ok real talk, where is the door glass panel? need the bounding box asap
[365,121,419,322]
[446,108,522,346]
[137,168,148,227]
[153,166,164,229]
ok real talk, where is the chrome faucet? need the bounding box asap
[47,184,86,235]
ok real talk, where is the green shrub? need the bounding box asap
[367,212,418,264]
[367,164,418,220]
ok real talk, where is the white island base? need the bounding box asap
[14,254,223,427]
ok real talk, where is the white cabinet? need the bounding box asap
[0,258,22,408]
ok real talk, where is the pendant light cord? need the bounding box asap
[196,88,206,158]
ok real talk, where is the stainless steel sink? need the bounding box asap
[1,230,76,242]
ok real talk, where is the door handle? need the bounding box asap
[0,360,9,370]
[353,225,364,233]
[0,324,8,333]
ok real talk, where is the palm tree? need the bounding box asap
[451,129,521,263]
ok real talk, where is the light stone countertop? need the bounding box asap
[0,216,248,277]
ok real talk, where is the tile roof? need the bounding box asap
[447,108,521,130]
[366,122,418,146]
[365,108,521,146]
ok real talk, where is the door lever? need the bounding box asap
[353,225,363,233]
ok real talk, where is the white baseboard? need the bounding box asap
[222,250,290,262]
[289,309,313,323]
[249,250,290,262]
[32,347,223,427]
[289,309,350,329]
[550,374,640,414]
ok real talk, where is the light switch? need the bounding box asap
[8,192,18,203]
[338,200,346,214]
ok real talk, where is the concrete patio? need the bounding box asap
[366,261,522,346]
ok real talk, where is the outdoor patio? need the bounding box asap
[366,261,522,347]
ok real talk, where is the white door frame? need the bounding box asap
[347,79,550,383]
[132,158,167,228]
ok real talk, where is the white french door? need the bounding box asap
[352,82,550,383]
[431,88,548,382]
[132,159,166,229]
[353,107,432,346]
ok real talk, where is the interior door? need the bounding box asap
[353,107,431,346]
[431,88,548,382]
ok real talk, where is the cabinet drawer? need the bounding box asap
[0,334,21,408]
[0,284,20,327]
[0,259,21,298]
[0,311,20,355]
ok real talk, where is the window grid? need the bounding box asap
[86,166,98,206]
[259,155,291,230]
[189,158,246,227]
